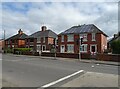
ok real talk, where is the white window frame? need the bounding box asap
[43,37,45,43]
[37,37,41,43]
[67,44,74,53]
[80,44,87,53]
[61,35,64,42]
[37,44,41,51]
[80,34,87,42]
[90,44,97,53]
[67,34,74,42]
[92,33,96,41]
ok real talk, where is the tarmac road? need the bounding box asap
[2,54,119,87]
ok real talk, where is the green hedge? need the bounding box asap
[111,40,120,54]
[4,48,13,53]
[14,48,32,52]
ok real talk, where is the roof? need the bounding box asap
[6,33,28,40]
[27,30,57,38]
[59,24,108,37]
[108,35,120,43]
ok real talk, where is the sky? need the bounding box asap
[0,0,119,39]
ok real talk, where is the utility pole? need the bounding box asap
[54,38,56,60]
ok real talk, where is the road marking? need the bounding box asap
[41,70,84,88]
[0,59,2,60]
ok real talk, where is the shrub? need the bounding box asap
[111,40,120,54]
[13,48,32,54]
[4,48,13,53]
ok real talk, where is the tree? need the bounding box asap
[110,40,120,54]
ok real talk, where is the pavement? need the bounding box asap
[61,72,119,87]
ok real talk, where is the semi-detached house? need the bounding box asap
[25,26,57,53]
[5,29,28,49]
[58,24,108,54]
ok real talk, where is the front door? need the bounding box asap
[90,45,97,53]
[61,45,65,53]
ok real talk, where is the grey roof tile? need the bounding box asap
[27,30,57,38]
[59,24,108,37]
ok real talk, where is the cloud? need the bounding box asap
[1,2,118,39]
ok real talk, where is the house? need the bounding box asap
[58,24,108,54]
[5,29,28,49]
[108,32,120,50]
[25,26,57,53]
[0,39,4,52]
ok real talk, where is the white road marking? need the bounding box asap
[0,59,2,60]
[41,70,84,88]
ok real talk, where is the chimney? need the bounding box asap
[18,29,23,35]
[41,26,47,31]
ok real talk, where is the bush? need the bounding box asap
[111,40,120,54]
[5,48,13,53]
[13,48,32,54]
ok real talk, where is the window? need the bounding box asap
[80,44,87,52]
[67,34,74,42]
[43,37,45,43]
[80,34,87,41]
[61,35,64,42]
[67,44,74,53]
[37,37,41,43]
[92,33,96,41]
[37,45,41,51]
[30,38,34,42]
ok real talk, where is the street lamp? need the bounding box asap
[79,36,83,60]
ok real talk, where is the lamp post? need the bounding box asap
[54,38,57,60]
[79,36,83,60]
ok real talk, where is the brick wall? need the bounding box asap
[41,52,120,62]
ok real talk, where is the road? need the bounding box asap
[2,54,119,87]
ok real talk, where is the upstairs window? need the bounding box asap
[92,33,96,41]
[61,35,64,42]
[80,34,87,41]
[43,37,45,43]
[67,34,74,42]
[30,38,34,42]
[37,37,41,43]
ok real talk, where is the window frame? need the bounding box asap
[92,33,96,41]
[80,34,87,42]
[67,34,74,42]
[67,44,74,53]
[61,35,64,42]
[80,44,87,53]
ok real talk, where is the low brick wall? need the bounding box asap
[97,53,120,62]
[41,52,120,62]
[41,52,91,59]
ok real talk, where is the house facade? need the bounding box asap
[58,24,108,54]
[5,29,28,49]
[0,39,4,52]
[25,26,57,53]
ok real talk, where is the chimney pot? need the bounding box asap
[18,29,23,35]
[41,26,47,31]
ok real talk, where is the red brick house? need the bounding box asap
[5,29,28,49]
[0,39,4,52]
[25,26,57,53]
[58,24,108,54]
